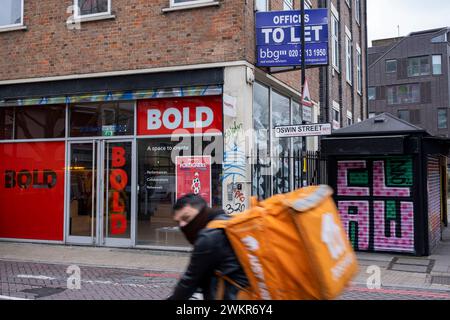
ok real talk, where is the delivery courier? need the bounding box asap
[168,186,358,300]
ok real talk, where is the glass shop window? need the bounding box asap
[70,102,134,137]
[137,137,223,247]
[252,82,271,200]
[0,107,14,140]
[272,90,291,196]
[14,105,66,140]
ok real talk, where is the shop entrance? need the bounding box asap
[66,140,135,247]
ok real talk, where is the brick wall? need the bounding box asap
[327,0,367,125]
[0,0,246,80]
[0,0,366,113]
[266,0,321,100]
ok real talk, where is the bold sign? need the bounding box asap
[0,142,65,241]
[138,96,223,136]
[109,147,128,236]
[256,9,329,67]
[176,156,212,206]
[274,123,332,138]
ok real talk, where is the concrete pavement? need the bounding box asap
[1,227,450,299]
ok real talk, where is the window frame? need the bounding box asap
[0,0,24,30]
[355,0,361,25]
[438,108,448,129]
[74,0,111,19]
[283,0,293,10]
[407,55,431,77]
[345,34,353,85]
[356,45,362,94]
[387,84,421,105]
[255,0,268,11]
[432,55,443,75]
[332,101,341,129]
[385,59,397,74]
[398,110,410,122]
[170,0,215,8]
[331,14,340,71]
[368,87,376,101]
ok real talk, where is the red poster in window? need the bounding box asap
[0,142,65,241]
[176,156,212,206]
[138,96,223,136]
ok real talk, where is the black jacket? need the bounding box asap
[168,212,249,300]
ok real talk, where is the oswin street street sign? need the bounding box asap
[274,123,332,138]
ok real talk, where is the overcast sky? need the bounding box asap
[367,0,450,47]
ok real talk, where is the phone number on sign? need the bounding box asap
[288,48,327,57]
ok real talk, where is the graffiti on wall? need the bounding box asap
[336,158,415,253]
[222,121,247,214]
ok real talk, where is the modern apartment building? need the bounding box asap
[368,27,450,138]
[0,0,367,250]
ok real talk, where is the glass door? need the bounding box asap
[67,141,97,244]
[66,140,135,247]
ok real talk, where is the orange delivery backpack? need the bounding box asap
[208,185,359,300]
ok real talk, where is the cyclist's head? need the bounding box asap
[173,194,207,228]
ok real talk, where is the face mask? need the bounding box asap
[180,207,210,245]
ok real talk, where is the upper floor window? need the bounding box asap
[356,45,362,94]
[355,0,361,24]
[75,0,110,17]
[345,33,353,85]
[331,14,340,71]
[368,87,376,101]
[385,59,397,73]
[171,0,214,8]
[255,0,268,11]
[398,110,410,122]
[438,108,448,129]
[432,55,442,75]
[387,84,420,105]
[283,0,293,10]
[0,0,23,29]
[407,56,430,77]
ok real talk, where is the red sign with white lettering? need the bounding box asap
[137,96,223,136]
[0,142,65,241]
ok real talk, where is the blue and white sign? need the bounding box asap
[256,9,329,67]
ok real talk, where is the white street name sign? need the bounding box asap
[274,123,332,138]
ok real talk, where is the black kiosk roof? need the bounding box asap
[322,113,450,156]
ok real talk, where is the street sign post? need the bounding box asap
[274,123,332,138]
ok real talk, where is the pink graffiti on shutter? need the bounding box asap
[337,161,370,196]
[373,161,410,197]
[374,201,415,252]
[338,201,370,250]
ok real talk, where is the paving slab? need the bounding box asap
[356,260,391,268]
[356,253,394,263]
[396,258,432,266]
[390,264,429,273]
[0,242,190,273]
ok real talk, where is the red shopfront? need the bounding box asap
[0,91,224,248]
